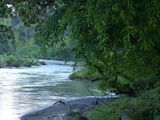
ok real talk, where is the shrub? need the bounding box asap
[0,55,38,67]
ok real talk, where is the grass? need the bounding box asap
[86,86,160,120]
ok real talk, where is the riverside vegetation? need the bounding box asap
[1,0,160,120]
[0,55,38,67]
[0,16,75,67]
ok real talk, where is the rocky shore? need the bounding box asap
[20,96,119,120]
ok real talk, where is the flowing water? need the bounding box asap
[0,60,100,120]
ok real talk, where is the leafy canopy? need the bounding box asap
[1,0,160,96]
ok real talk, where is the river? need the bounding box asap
[0,60,100,120]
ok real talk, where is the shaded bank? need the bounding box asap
[69,70,101,82]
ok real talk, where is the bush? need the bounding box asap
[0,55,38,67]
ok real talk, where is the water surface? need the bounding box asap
[0,61,99,120]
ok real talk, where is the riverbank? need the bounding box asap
[0,55,45,68]
[20,96,119,120]
[69,69,102,82]
[38,59,74,66]
[69,71,160,120]
[86,86,160,120]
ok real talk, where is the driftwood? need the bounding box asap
[20,96,118,120]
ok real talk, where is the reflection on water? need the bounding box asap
[0,63,99,120]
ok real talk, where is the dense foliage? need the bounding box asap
[7,0,159,96]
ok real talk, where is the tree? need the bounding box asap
[1,0,160,96]
[0,25,15,54]
[1,1,160,119]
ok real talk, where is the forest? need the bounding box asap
[0,0,160,120]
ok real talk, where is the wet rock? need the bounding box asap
[20,96,119,120]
